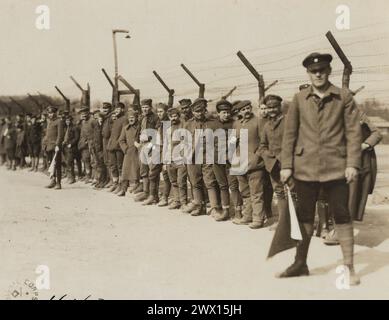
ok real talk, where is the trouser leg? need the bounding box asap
[248,169,266,223]
[167,164,179,203]
[187,164,204,205]
[55,149,62,183]
[75,152,83,177]
[82,149,92,178]
[115,150,124,179]
[140,163,150,195]
[263,171,274,218]
[109,150,118,179]
[203,164,220,210]
[228,173,242,207]
[162,169,171,198]
[213,164,230,209]
[149,163,162,198]
[177,165,188,205]
[237,174,252,220]
[269,166,287,221]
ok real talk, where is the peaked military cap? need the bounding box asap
[102,102,112,109]
[179,98,192,107]
[46,106,58,113]
[264,95,283,106]
[302,52,333,70]
[141,99,153,106]
[191,98,207,111]
[167,107,180,116]
[216,99,232,112]
[116,102,125,109]
[235,100,252,112]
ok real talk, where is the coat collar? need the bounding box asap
[240,112,254,124]
[303,83,341,100]
[125,122,138,130]
[270,114,284,129]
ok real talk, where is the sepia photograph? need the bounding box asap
[1,0,389,306]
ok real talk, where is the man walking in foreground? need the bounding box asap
[279,52,362,285]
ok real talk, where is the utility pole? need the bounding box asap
[180,64,205,98]
[102,68,116,105]
[70,76,90,108]
[112,29,130,107]
[153,70,175,107]
[27,93,44,113]
[237,51,266,103]
[54,86,71,112]
[326,31,353,89]
[117,75,141,109]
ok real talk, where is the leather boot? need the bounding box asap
[209,207,222,218]
[114,182,123,194]
[276,223,313,278]
[133,183,143,194]
[109,178,119,192]
[215,208,230,222]
[134,178,149,199]
[115,182,124,196]
[168,201,181,210]
[128,182,140,193]
[84,172,92,184]
[158,196,169,207]
[54,181,62,190]
[233,206,242,221]
[233,199,252,225]
[29,158,35,172]
[45,178,56,189]
[117,189,126,197]
[135,192,149,202]
[191,203,206,216]
[207,189,220,215]
[182,202,196,214]
[142,195,157,206]
[249,220,266,229]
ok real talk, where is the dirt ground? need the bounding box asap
[1,146,389,300]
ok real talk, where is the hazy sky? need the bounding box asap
[1,0,389,106]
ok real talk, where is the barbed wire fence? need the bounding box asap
[1,19,389,116]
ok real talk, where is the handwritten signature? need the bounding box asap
[50,294,104,300]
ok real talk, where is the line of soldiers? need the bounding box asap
[0,52,383,286]
[0,113,46,171]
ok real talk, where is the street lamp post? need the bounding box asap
[112,29,130,107]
